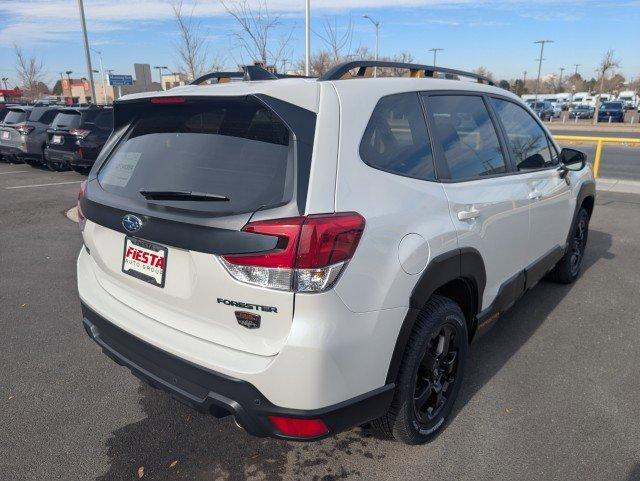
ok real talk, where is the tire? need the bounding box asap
[371,295,468,445]
[549,207,589,284]
[70,165,91,175]
[46,157,69,172]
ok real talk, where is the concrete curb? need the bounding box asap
[66,206,79,223]
[596,178,640,195]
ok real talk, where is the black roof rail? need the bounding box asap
[191,66,314,85]
[319,61,494,86]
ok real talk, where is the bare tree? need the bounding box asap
[171,0,209,80]
[594,49,620,124]
[14,45,46,101]
[316,16,353,62]
[219,0,292,69]
[473,66,494,81]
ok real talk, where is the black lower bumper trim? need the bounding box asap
[81,303,394,440]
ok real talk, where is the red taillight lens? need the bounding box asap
[76,147,84,158]
[219,212,365,292]
[70,128,90,139]
[15,123,34,135]
[268,416,329,438]
[77,180,87,231]
[150,96,186,104]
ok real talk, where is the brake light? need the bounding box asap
[150,96,186,104]
[77,180,87,231]
[14,123,34,135]
[69,128,90,139]
[219,212,365,292]
[268,416,329,438]
[76,147,84,158]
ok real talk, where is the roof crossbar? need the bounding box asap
[319,61,494,85]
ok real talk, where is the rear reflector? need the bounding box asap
[150,96,186,104]
[268,416,329,438]
[219,212,365,292]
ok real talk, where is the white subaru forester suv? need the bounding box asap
[78,62,595,444]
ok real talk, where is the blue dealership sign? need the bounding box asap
[108,74,134,86]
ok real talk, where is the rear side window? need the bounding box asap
[426,95,507,181]
[359,93,435,181]
[491,98,556,170]
[91,110,113,129]
[3,109,29,124]
[98,99,293,215]
[36,109,60,125]
[52,112,82,129]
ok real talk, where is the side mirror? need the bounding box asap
[559,148,586,172]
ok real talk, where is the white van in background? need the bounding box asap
[618,91,639,110]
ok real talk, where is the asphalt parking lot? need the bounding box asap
[2,163,640,481]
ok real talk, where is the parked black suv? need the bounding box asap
[0,106,33,163]
[0,106,63,167]
[45,106,113,173]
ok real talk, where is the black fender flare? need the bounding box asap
[385,247,486,384]
[567,180,595,245]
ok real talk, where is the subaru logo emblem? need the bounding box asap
[122,214,143,233]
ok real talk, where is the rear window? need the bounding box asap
[52,112,82,129]
[3,109,29,124]
[98,99,293,215]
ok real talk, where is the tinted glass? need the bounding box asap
[37,109,60,125]
[52,112,82,129]
[491,98,555,170]
[428,95,507,180]
[601,102,622,109]
[359,92,435,181]
[98,99,293,215]
[91,110,113,129]
[3,110,29,124]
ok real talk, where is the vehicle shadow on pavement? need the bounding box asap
[451,228,614,423]
[96,229,613,481]
[96,382,293,481]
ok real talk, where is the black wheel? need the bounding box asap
[550,207,589,284]
[46,157,69,172]
[371,295,468,444]
[70,165,91,175]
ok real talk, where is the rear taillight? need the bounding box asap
[77,180,87,231]
[15,123,34,135]
[219,212,365,292]
[69,128,90,139]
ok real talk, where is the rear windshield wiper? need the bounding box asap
[139,189,230,202]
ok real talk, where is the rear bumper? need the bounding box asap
[0,144,24,157]
[82,302,394,440]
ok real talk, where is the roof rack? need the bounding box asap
[319,61,494,85]
[191,65,312,85]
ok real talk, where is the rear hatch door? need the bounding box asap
[0,108,29,148]
[81,96,315,356]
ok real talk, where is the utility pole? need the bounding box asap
[363,15,380,77]
[154,66,168,90]
[573,63,581,76]
[90,48,107,104]
[559,67,565,92]
[533,39,553,104]
[65,71,73,104]
[428,48,444,68]
[77,0,96,103]
[304,0,310,76]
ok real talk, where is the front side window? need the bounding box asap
[359,92,435,181]
[491,98,556,171]
[426,95,507,181]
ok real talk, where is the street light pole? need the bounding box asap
[1,77,7,89]
[154,66,168,90]
[304,0,310,76]
[573,63,581,76]
[77,0,96,103]
[533,39,553,105]
[428,48,444,69]
[90,48,107,104]
[363,15,380,77]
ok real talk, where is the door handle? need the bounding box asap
[457,208,481,221]
[528,190,542,200]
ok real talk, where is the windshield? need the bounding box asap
[601,102,623,110]
[98,99,294,215]
[51,112,82,129]
[3,109,29,124]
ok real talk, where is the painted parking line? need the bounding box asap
[0,170,29,175]
[5,180,83,190]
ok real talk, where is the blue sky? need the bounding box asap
[0,0,638,88]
